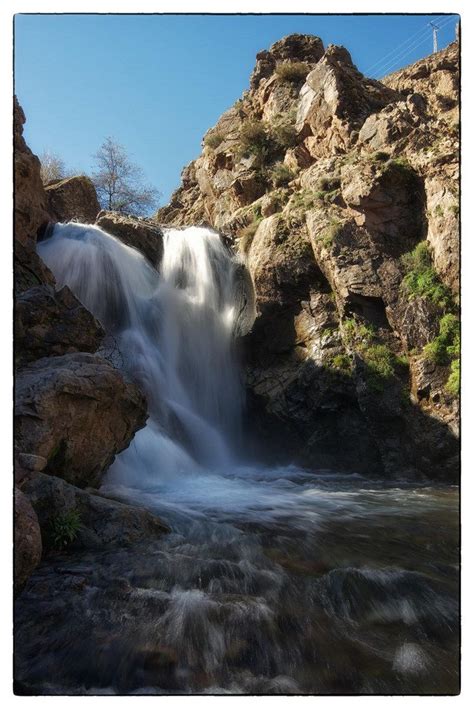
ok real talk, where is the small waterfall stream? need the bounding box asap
[14,222,459,695]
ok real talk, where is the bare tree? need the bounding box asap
[92,137,160,216]
[39,150,67,185]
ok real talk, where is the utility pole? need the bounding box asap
[430,21,439,53]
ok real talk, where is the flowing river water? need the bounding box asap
[14,223,459,695]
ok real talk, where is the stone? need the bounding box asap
[250,34,324,90]
[15,488,42,595]
[295,45,400,156]
[340,158,424,244]
[15,284,104,366]
[23,473,169,550]
[95,211,164,267]
[14,239,55,295]
[46,175,101,223]
[15,353,148,488]
[14,97,50,246]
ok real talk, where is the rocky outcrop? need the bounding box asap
[14,489,42,596]
[95,211,164,267]
[15,353,148,488]
[295,45,401,157]
[23,474,169,550]
[46,175,100,223]
[15,285,104,366]
[156,36,460,479]
[14,97,50,246]
[14,238,55,295]
[250,33,324,89]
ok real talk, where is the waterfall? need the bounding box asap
[37,222,248,488]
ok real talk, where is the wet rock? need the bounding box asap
[95,211,164,267]
[14,239,55,295]
[46,175,100,223]
[15,284,104,366]
[15,488,42,595]
[15,353,148,488]
[23,473,169,550]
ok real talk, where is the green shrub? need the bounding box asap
[267,161,294,188]
[446,358,460,395]
[204,131,224,150]
[423,314,460,365]
[271,121,298,150]
[275,61,309,84]
[401,242,452,308]
[239,120,270,157]
[362,343,405,392]
[331,353,352,373]
[48,509,82,549]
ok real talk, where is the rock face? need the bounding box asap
[15,353,148,488]
[46,175,100,223]
[23,474,169,550]
[95,210,164,266]
[156,36,460,480]
[15,285,104,366]
[14,489,42,596]
[14,97,50,247]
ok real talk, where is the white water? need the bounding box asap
[38,222,246,490]
[22,222,459,694]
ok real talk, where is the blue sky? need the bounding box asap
[14,14,459,206]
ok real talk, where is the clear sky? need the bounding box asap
[14,13,459,206]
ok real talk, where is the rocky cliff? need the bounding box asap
[157,35,460,479]
[13,97,168,593]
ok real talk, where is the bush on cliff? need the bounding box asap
[402,242,452,308]
[275,61,309,84]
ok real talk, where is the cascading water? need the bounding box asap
[38,222,246,488]
[15,221,459,695]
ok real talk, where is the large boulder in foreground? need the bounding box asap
[95,211,164,267]
[45,175,101,224]
[14,488,42,596]
[23,473,169,550]
[15,285,104,366]
[14,97,50,246]
[15,353,148,488]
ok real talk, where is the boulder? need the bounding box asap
[14,238,55,295]
[23,473,169,550]
[340,158,424,245]
[15,353,148,488]
[15,284,104,366]
[14,488,42,595]
[45,175,100,223]
[14,97,50,246]
[425,175,459,294]
[95,211,164,267]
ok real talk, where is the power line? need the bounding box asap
[374,16,457,78]
[365,15,444,76]
[366,15,457,79]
